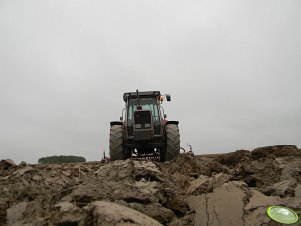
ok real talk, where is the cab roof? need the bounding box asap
[123,91,161,102]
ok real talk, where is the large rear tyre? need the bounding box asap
[109,125,124,160]
[160,124,180,162]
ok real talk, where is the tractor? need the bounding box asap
[109,90,180,162]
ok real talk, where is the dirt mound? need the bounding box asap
[215,149,251,167]
[0,145,301,225]
[251,145,301,159]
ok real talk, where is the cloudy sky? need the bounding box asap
[0,0,300,164]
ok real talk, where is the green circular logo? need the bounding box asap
[267,206,299,224]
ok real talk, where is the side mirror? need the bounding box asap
[121,108,126,121]
[166,94,171,101]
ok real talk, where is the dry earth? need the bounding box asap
[0,145,301,226]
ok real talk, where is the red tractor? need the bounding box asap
[109,90,180,162]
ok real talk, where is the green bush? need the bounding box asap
[38,155,86,164]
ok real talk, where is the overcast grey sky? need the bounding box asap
[0,0,300,164]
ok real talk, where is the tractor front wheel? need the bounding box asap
[160,124,180,162]
[109,125,124,160]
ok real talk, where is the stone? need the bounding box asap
[212,172,230,188]
[0,159,16,170]
[186,175,212,195]
[165,194,188,217]
[2,175,10,180]
[19,161,27,167]
[6,202,28,225]
[82,201,163,226]
[4,159,16,166]
[32,175,42,181]
[62,170,72,177]
[186,173,229,195]
[244,207,271,226]
[134,179,158,194]
[244,189,285,211]
[270,179,297,197]
[186,181,245,226]
[277,157,301,182]
[55,201,75,212]
[13,166,34,176]
[127,202,175,224]
[52,209,83,225]
[285,184,301,208]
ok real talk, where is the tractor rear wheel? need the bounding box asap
[109,125,124,160]
[160,124,180,162]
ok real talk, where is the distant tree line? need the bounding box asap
[38,155,86,164]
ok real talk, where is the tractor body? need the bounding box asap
[109,90,180,162]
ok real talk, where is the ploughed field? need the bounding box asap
[0,145,301,225]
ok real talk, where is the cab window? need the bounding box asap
[127,99,160,123]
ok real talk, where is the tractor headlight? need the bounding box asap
[145,123,151,128]
[135,124,141,129]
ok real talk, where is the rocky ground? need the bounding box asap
[0,145,301,226]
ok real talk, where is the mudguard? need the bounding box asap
[165,121,179,126]
[110,121,123,127]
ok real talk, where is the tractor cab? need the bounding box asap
[125,94,162,140]
[110,90,179,162]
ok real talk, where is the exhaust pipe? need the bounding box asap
[136,89,142,110]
